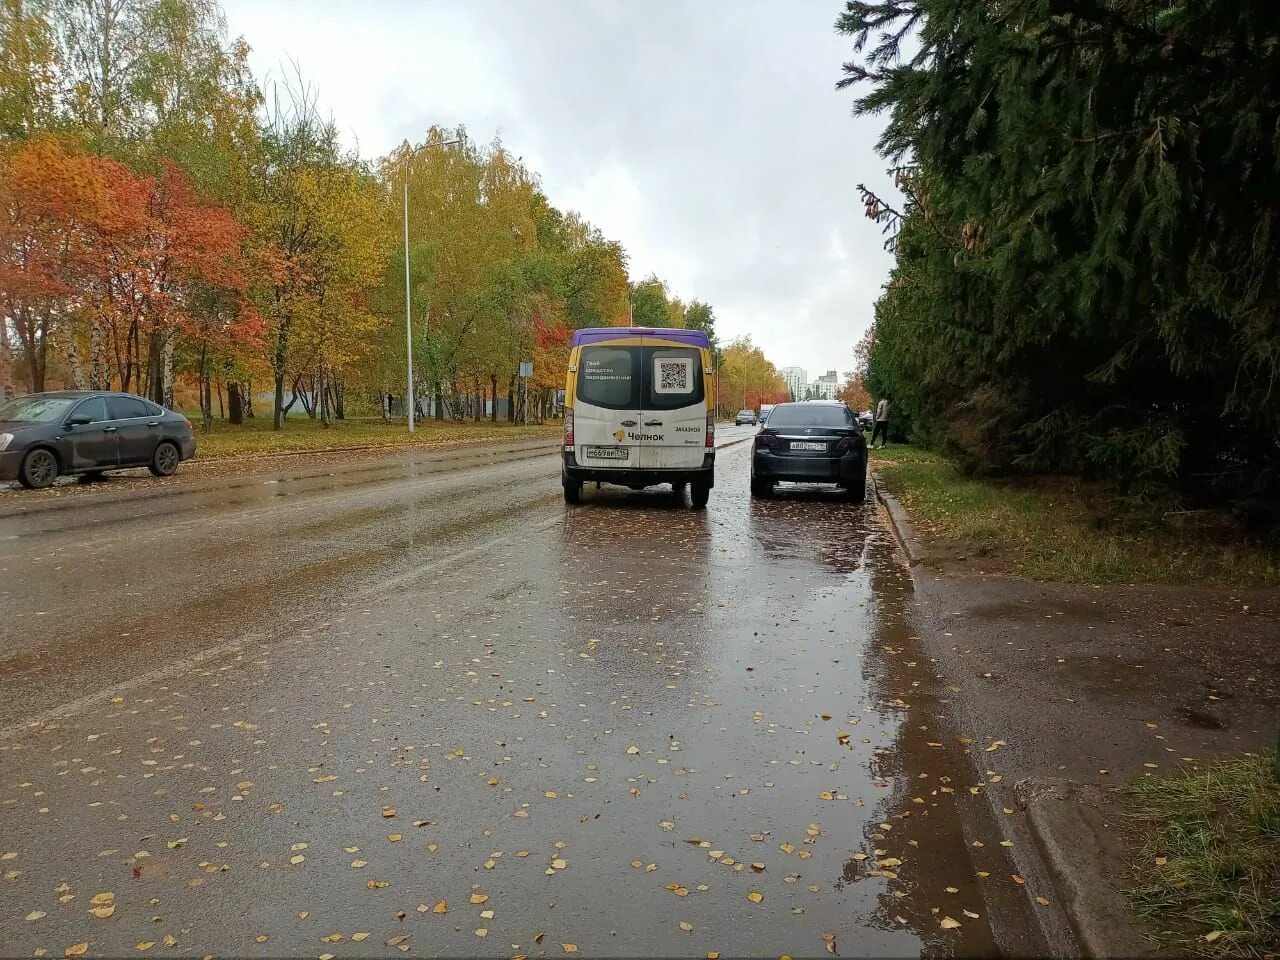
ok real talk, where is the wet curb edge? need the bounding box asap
[1017,779,1158,959]
[869,471,920,565]
[872,468,1157,958]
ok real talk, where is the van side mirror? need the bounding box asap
[65,415,93,427]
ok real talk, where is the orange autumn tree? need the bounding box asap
[0,137,258,402]
[91,160,253,406]
[0,136,111,393]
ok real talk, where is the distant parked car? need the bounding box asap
[0,391,196,489]
[857,411,874,432]
[735,409,758,425]
[759,403,776,425]
[750,400,867,502]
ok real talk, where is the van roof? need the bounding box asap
[572,327,710,348]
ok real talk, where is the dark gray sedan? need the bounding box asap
[750,400,867,501]
[0,391,197,489]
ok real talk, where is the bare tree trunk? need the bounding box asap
[490,373,498,422]
[198,345,212,433]
[273,370,286,429]
[333,376,345,420]
[507,380,515,423]
[0,318,12,400]
[89,318,104,389]
[243,380,254,418]
[381,385,390,421]
[216,379,224,419]
[65,338,86,389]
[227,381,243,424]
[319,366,331,427]
[434,380,444,420]
[161,336,174,409]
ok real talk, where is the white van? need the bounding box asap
[562,327,715,508]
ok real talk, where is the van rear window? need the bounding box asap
[643,347,704,410]
[578,346,636,409]
[576,343,705,410]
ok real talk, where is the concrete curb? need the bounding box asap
[870,471,921,565]
[1017,778,1158,959]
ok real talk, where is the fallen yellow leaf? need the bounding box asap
[135,942,155,951]
[89,906,115,919]
[351,933,369,942]
[679,922,693,932]
[432,901,448,914]
[747,891,764,904]
[940,917,962,930]
[89,893,114,906]
[65,944,90,958]
[561,945,578,954]
[26,910,46,921]
[469,893,488,904]
[381,807,397,818]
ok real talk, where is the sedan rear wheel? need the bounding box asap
[750,476,773,499]
[19,448,59,489]
[149,440,180,477]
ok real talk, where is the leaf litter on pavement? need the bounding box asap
[0,479,1033,958]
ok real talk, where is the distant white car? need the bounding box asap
[735,409,757,425]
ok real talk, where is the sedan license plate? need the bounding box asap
[585,445,630,461]
[790,441,827,451]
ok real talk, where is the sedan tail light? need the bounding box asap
[564,407,574,446]
[755,432,778,449]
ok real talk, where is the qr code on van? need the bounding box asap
[654,357,693,394]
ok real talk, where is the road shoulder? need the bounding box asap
[871,469,1280,957]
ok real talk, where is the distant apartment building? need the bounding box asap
[780,366,807,401]
[812,370,839,400]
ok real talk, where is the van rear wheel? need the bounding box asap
[690,479,711,510]
[563,475,582,504]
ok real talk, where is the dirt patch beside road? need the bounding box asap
[871,467,1280,956]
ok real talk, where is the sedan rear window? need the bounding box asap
[107,396,152,420]
[766,404,853,428]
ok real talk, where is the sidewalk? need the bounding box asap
[872,471,1280,957]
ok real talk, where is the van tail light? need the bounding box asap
[705,412,715,447]
[564,407,574,446]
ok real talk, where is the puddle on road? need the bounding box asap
[0,453,1038,957]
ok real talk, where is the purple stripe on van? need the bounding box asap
[571,327,710,348]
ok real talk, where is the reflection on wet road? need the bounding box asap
[0,430,1036,957]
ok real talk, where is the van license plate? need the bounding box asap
[585,446,630,460]
[791,441,826,451]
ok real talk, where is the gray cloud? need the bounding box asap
[223,0,897,376]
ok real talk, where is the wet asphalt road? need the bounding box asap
[0,429,1041,958]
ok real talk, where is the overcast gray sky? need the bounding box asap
[221,0,898,379]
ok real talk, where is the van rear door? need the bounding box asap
[638,338,706,470]
[573,343,642,470]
